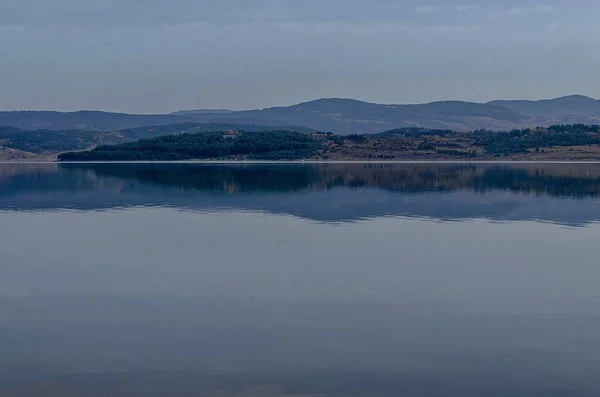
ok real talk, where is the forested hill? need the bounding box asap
[57,124,600,161]
[58,131,323,161]
[0,123,312,154]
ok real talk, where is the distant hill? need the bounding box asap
[0,110,190,131]
[0,123,313,154]
[487,95,600,124]
[170,109,234,116]
[182,98,529,134]
[3,95,600,134]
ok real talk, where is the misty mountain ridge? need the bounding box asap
[2,95,599,134]
[487,94,600,121]
[0,110,191,132]
[171,109,234,116]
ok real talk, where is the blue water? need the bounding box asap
[1,163,600,396]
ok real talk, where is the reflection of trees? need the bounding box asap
[3,163,600,199]
[79,163,600,198]
[0,164,103,193]
[79,164,323,194]
[471,168,600,197]
[315,164,600,197]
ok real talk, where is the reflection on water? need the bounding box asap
[1,163,600,396]
[2,162,600,225]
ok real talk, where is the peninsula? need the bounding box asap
[57,125,600,162]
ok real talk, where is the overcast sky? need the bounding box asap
[1,0,599,113]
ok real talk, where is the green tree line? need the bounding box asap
[59,131,323,161]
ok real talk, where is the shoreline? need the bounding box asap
[4,160,600,165]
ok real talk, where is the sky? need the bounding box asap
[1,0,599,113]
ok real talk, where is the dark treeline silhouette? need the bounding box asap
[379,127,457,137]
[59,131,322,161]
[0,126,105,153]
[5,122,600,158]
[473,124,600,155]
[1,124,312,154]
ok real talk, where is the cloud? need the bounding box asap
[415,5,440,12]
[508,5,556,15]
[416,4,477,13]
[273,21,410,36]
[272,21,481,37]
[454,4,477,12]
[424,24,481,33]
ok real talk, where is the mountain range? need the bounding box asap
[2,95,600,135]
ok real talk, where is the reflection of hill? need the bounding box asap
[2,163,600,225]
[85,163,600,198]
[88,164,322,194]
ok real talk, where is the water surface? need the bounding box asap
[1,163,600,396]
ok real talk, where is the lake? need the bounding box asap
[1,162,600,396]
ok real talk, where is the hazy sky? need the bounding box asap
[1,0,599,113]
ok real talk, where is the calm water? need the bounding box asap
[1,162,600,396]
